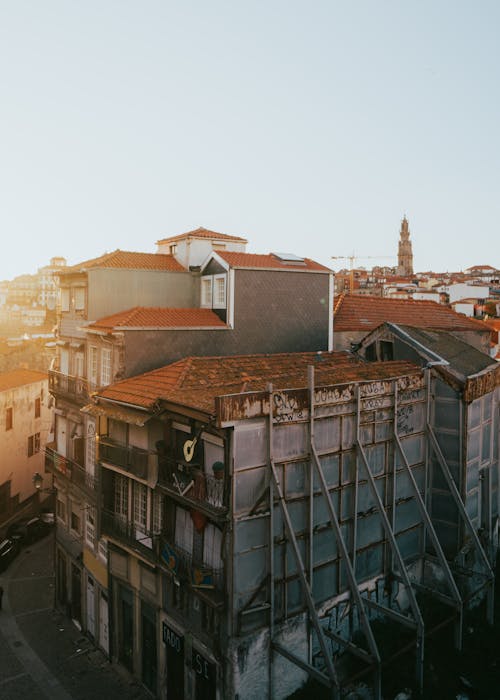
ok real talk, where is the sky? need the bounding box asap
[1,1,499,280]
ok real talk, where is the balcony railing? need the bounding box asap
[159,536,224,592]
[48,370,95,405]
[45,446,99,495]
[99,439,149,480]
[158,459,225,512]
[101,509,158,561]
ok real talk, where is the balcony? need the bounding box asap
[45,446,99,499]
[159,536,224,593]
[99,438,149,480]
[48,370,95,405]
[101,509,158,563]
[158,459,226,514]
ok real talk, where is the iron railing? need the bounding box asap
[48,370,96,404]
[45,446,99,495]
[99,439,149,480]
[158,459,225,511]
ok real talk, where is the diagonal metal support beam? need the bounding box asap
[427,423,495,624]
[272,643,331,687]
[355,436,425,693]
[270,459,340,696]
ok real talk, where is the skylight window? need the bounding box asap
[272,252,306,263]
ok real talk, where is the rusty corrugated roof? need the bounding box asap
[95,352,420,414]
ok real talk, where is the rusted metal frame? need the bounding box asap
[269,457,341,696]
[390,385,397,583]
[393,387,463,610]
[355,384,425,694]
[310,447,381,696]
[362,597,417,629]
[272,643,331,688]
[308,366,315,666]
[323,628,374,664]
[426,424,495,624]
[268,384,275,699]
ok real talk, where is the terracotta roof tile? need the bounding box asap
[61,250,185,273]
[0,369,48,392]
[217,251,331,272]
[157,227,248,245]
[334,295,489,332]
[96,352,420,414]
[88,307,227,331]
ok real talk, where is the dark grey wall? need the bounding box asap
[123,269,331,377]
[87,269,196,320]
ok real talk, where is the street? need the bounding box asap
[0,532,151,700]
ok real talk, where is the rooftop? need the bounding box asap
[157,226,248,245]
[61,250,185,274]
[334,294,489,333]
[88,306,227,331]
[95,351,420,414]
[0,368,48,392]
[215,251,331,272]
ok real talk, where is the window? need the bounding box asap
[169,244,177,255]
[98,538,108,563]
[28,432,40,457]
[213,275,226,307]
[133,482,148,532]
[74,287,85,310]
[89,346,98,385]
[175,507,193,553]
[114,475,129,519]
[5,407,12,431]
[201,277,212,307]
[57,498,66,523]
[35,397,41,418]
[60,288,70,312]
[152,493,164,534]
[101,347,112,386]
[71,510,81,534]
[74,352,84,378]
[86,507,96,548]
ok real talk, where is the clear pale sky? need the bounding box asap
[1,1,499,280]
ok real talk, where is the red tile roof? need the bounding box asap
[157,227,248,245]
[0,369,48,392]
[88,307,227,331]
[216,251,331,272]
[334,295,489,332]
[61,250,185,273]
[96,352,420,414]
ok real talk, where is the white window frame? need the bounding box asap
[73,287,85,311]
[213,274,226,308]
[60,288,70,312]
[114,475,129,519]
[89,346,98,385]
[101,347,112,386]
[133,482,148,533]
[85,506,96,548]
[152,493,164,534]
[200,276,213,308]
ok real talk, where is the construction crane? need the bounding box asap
[331,254,395,294]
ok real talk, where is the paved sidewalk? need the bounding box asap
[0,534,151,700]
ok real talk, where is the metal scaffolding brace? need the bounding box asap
[265,369,494,699]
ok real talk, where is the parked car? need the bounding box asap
[0,537,20,572]
[6,516,53,546]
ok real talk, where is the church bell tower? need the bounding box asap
[397,216,414,276]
